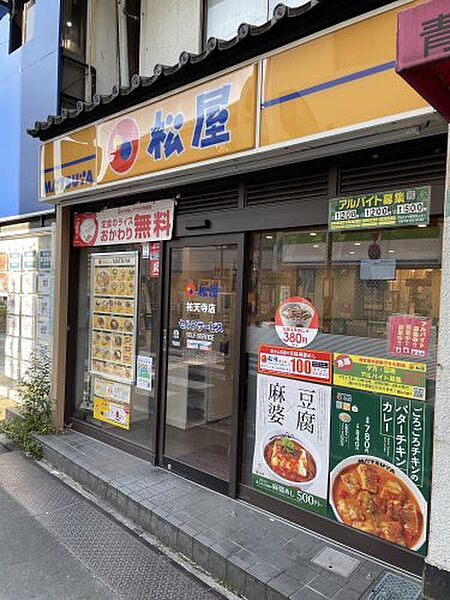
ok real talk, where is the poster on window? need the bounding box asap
[333,353,427,401]
[388,315,431,359]
[136,355,153,391]
[329,388,431,554]
[93,398,131,430]
[252,373,331,515]
[89,252,138,384]
[275,296,319,348]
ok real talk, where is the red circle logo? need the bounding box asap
[185,282,196,297]
[108,117,140,174]
[335,354,353,371]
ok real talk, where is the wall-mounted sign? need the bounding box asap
[89,252,138,384]
[329,186,431,231]
[41,66,257,199]
[397,0,450,122]
[252,373,331,515]
[330,387,431,554]
[360,258,396,280]
[258,345,332,384]
[275,296,319,348]
[388,315,431,359]
[74,200,174,247]
[333,353,427,400]
[40,5,430,203]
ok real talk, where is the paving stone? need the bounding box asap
[225,561,246,594]
[244,573,267,600]
[247,560,285,584]
[284,562,318,585]
[268,572,304,597]
[333,586,363,600]
[289,586,327,600]
[192,539,210,570]
[307,571,346,596]
[208,548,226,581]
[178,530,193,559]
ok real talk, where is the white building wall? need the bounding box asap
[426,128,450,573]
[91,0,119,95]
[140,0,202,76]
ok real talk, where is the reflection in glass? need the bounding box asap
[164,245,237,481]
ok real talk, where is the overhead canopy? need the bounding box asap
[397,0,450,122]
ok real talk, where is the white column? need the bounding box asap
[426,128,450,588]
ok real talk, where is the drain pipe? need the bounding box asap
[117,0,129,88]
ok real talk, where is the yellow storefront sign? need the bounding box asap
[40,126,97,197]
[39,2,430,200]
[260,1,427,147]
[97,65,257,185]
[93,397,130,430]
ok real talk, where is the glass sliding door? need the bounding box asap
[162,237,242,487]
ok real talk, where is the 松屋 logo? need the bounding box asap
[108,117,140,174]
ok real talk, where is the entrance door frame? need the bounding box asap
[158,233,246,497]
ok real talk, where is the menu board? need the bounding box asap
[89,253,138,384]
[330,388,431,554]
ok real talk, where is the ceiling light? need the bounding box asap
[265,235,273,239]
[349,251,355,255]
[309,232,317,237]
[388,250,394,254]
[66,20,73,27]
[354,242,361,246]
[418,224,427,228]
[313,244,319,249]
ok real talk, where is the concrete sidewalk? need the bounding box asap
[0,449,226,600]
[35,430,423,600]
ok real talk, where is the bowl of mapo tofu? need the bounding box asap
[330,457,426,550]
[262,434,319,488]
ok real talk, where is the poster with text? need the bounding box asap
[333,353,426,401]
[90,252,138,384]
[252,373,331,515]
[136,355,153,391]
[275,296,319,348]
[329,387,431,554]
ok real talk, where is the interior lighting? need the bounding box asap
[66,21,73,27]
[418,224,427,228]
[354,242,361,246]
[313,244,319,249]
[349,251,355,255]
[309,232,317,237]
[265,235,274,239]
[388,250,395,253]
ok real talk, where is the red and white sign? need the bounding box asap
[388,315,431,359]
[275,296,319,348]
[149,242,160,278]
[258,345,332,384]
[73,200,174,247]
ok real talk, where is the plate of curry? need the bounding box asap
[330,456,426,550]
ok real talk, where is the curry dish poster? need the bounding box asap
[329,388,431,554]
